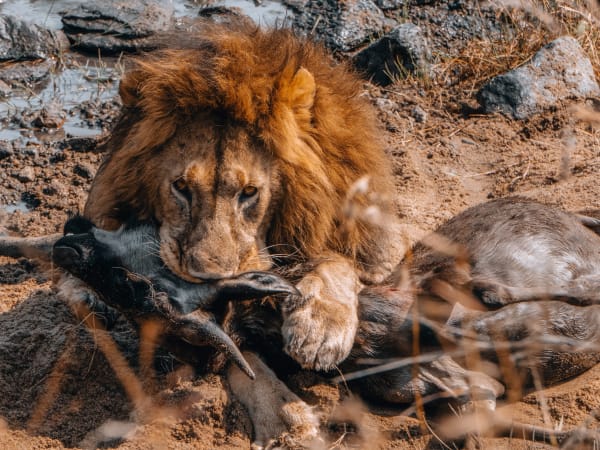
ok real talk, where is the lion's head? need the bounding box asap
[84,23,400,282]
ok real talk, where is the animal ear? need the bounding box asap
[63,216,95,235]
[285,67,316,112]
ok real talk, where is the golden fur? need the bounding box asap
[84,23,399,282]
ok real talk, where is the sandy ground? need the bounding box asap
[0,59,599,450]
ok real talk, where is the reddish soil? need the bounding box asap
[0,55,599,450]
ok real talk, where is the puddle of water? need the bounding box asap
[174,0,292,25]
[0,57,121,142]
[0,0,292,143]
[0,0,85,30]
[2,201,30,214]
[1,63,119,111]
[0,128,24,141]
[1,0,291,29]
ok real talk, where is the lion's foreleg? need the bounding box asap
[282,255,363,371]
[227,351,320,450]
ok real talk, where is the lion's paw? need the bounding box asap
[282,296,358,371]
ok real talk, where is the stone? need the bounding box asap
[477,36,600,119]
[293,0,386,52]
[198,6,254,27]
[0,15,68,61]
[74,162,95,179]
[61,0,174,54]
[15,166,35,183]
[32,100,66,129]
[0,16,65,87]
[21,191,41,208]
[0,79,10,97]
[412,105,428,123]
[375,0,406,9]
[44,179,68,197]
[0,141,13,159]
[353,23,431,86]
[0,59,54,88]
[59,136,100,153]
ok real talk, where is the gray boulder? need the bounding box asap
[0,15,68,61]
[477,36,600,119]
[61,0,174,54]
[353,23,431,86]
[293,0,386,52]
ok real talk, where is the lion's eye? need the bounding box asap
[239,185,258,202]
[172,177,192,203]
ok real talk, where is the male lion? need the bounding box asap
[84,22,403,372]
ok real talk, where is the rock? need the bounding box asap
[412,105,427,123]
[0,79,9,97]
[375,97,397,113]
[74,162,95,179]
[477,36,600,119]
[401,1,506,63]
[375,0,406,9]
[63,34,158,54]
[282,0,308,11]
[59,136,100,153]
[44,179,68,197]
[15,166,35,183]
[353,23,431,86]
[0,15,68,61]
[0,59,54,88]
[293,0,386,52]
[198,6,254,27]
[61,0,174,54]
[32,100,66,129]
[21,191,41,208]
[0,16,65,87]
[0,141,13,160]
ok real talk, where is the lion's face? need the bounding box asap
[155,119,280,281]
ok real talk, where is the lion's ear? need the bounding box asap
[285,67,316,112]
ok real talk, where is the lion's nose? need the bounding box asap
[186,251,236,279]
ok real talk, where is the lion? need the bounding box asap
[83,22,404,373]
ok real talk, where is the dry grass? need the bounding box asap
[435,12,548,93]
[401,0,600,98]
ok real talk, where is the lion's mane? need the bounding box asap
[85,23,397,270]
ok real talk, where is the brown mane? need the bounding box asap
[85,23,396,266]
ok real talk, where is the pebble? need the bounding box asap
[15,166,35,183]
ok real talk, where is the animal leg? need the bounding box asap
[356,355,504,412]
[227,351,320,450]
[0,233,61,261]
[282,255,363,370]
[446,301,600,384]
